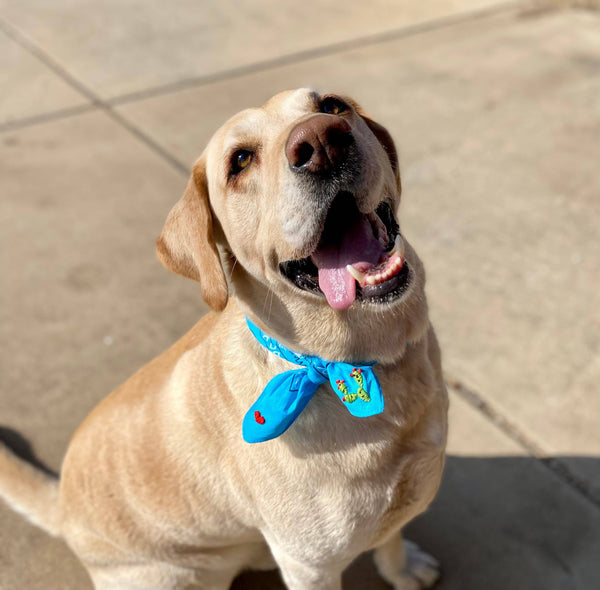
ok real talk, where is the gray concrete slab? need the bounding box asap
[0,0,507,100]
[0,30,88,127]
[446,388,525,456]
[117,9,600,495]
[0,111,207,472]
[403,453,600,590]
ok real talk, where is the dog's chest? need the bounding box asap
[250,419,443,563]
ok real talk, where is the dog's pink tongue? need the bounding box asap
[311,217,384,310]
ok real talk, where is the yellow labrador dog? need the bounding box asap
[0,89,448,590]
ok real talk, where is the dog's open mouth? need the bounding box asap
[280,192,411,310]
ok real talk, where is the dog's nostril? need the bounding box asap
[294,142,314,169]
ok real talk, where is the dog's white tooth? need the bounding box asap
[392,256,405,272]
[392,234,405,257]
[346,265,366,284]
[366,275,377,286]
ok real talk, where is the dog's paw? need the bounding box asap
[393,540,440,590]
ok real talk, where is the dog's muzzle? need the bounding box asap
[279,114,410,310]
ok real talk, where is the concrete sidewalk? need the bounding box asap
[1,1,598,588]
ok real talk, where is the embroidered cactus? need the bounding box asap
[357,388,370,402]
[336,370,371,404]
[350,367,371,402]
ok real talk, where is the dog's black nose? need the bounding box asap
[285,114,353,174]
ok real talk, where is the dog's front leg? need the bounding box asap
[277,556,342,590]
[267,544,343,590]
[373,530,440,590]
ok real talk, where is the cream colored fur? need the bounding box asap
[0,89,448,590]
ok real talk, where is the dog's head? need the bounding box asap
[158,89,428,362]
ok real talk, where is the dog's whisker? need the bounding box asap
[262,283,273,318]
[228,257,238,281]
[267,284,275,322]
[267,284,276,322]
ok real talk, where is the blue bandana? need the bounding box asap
[243,318,385,443]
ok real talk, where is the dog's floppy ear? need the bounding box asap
[347,99,401,193]
[156,157,228,311]
[361,115,400,185]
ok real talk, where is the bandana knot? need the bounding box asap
[243,318,385,443]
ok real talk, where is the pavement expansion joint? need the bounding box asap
[0,15,189,174]
[447,375,600,511]
[106,1,521,109]
[2,1,521,134]
[0,103,98,134]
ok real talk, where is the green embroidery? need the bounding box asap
[336,368,371,404]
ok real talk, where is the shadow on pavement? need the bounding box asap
[0,427,57,478]
[233,455,600,590]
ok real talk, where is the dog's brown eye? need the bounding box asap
[320,97,347,116]
[231,150,253,174]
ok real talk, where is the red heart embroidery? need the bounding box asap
[254,410,266,425]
